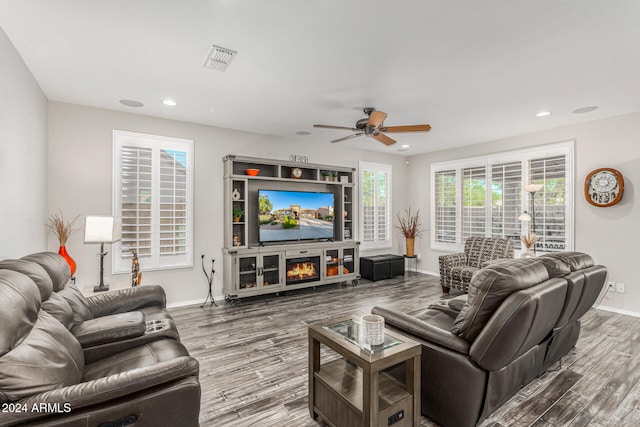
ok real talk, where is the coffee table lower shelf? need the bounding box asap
[313,359,413,427]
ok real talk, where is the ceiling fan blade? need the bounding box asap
[379,124,432,133]
[372,132,396,146]
[332,133,363,143]
[313,124,359,131]
[367,111,387,128]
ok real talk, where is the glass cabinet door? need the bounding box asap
[342,248,355,276]
[261,254,281,287]
[325,249,340,278]
[238,256,258,289]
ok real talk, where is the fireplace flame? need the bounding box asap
[287,262,318,280]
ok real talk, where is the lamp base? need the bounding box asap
[93,284,109,292]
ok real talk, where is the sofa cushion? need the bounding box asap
[58,282,94,325]
[0,270,84,403]
[0,259,53,302]
[537,255,571,278]
[41,292,75,330]
[0,270,41,357]
[542,252,594,272]
[451,259,550,342]
[83,340,191,381]
[0,311,84,403]
[22,252,71,292]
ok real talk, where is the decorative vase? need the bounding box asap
[520,248,535,258]
[58,245,77,277]
[405,237,415,257]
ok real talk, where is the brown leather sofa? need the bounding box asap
[19,252,180,363]
[372,252,606,427]
[0,253,200,427]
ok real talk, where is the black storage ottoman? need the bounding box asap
[360,254,405,281]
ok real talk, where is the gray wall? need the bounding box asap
[0,27,48,258]
[408,112,640,314]
[48,102,409,306]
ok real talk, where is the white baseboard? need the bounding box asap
[596,305,640,318]
[167,295,225,309]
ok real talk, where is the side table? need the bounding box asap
[404,255,418,275]
[308,315,421,426]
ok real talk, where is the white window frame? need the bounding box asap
[359,161,393,250]
[431,141,574,253]
[112,130,194,273]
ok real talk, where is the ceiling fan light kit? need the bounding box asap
[313,108,431,146]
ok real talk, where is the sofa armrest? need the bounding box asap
[439,253,468,269]
[71,311,146,347]
[85,285,167,318]
[1,356,199,426]
[480,258,511,268]
[372,306,469,355]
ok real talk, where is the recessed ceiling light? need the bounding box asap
[119,99,144,108]
[295,131,311,136]
[572,106,598,114]
[400,144,410,149]
[162,99,178,107]
[535,111,551,117]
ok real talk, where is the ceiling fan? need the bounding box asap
[313,107,431,145]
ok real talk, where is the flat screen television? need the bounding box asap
[258,189,335,243]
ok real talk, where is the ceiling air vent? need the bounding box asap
[202,45,237,72]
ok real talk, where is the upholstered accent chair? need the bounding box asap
[439,237,515,293]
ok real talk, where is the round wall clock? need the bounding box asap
[584,168,624,207]
[291,167,303,179]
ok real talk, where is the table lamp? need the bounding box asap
[84,216,121,292]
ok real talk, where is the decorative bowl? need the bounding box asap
[246,169,259,176]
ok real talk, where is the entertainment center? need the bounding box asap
[222,155,360,300]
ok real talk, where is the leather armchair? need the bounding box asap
[438,236,514,293]
[0,268,200,427]
[19,252,179,363]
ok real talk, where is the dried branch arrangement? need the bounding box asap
[395,208,423,239]
[46,210,81,245]
[521,232,539,249]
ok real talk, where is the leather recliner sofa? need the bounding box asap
[372,252,606,427]
[18,252,180,362]
[0,253,201,427]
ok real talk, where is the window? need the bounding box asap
[431,141,573,253]
[113,130,194,272]
[359,161,392,250]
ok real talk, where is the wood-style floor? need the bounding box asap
[169,273,639,427]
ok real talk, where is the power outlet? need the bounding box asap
[616,282,626,293]
[607,281,616,292]
[388,409,405,426]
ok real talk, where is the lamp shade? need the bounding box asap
[84,216,122,243]
[519,212,533,221]
[523,183,544,193]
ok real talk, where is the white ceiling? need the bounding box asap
[1,1,639,155]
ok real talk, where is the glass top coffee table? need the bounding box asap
[308,315,421,427]
[322,317,403,353]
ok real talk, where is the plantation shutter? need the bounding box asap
[121,145,153,257]
[491,162,522,246]
[529,155,567,252]
[159,149,188,256]
[462,166,486,239]
[434,170,456,243]
[113,131,194,273]
[359,161,392,249]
